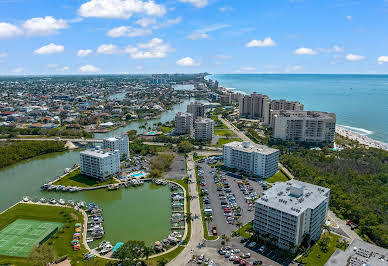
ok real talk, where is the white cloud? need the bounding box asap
[97,44,120,54]
[128,38,173,59]
[377,56,388,64]
[178,0,207,8]
[346,15,352,21]
[0,22,23,39]
[107,26,152,37]
[136,66,143,70]
[241,66,256,71]
[12,67,25,73]
[77,49,93,57]
[346,53,365,61]
[0,52,7,58]
[176,57,200,66]
[219,6,234,12]
[188,32,209,40]
[79,65,100,73]
[34,43,64,55]
[294,47,317,55]
[23,16,68,36]
[48,64,69,71]
[136,17,156,27]
[153,17,181,29]
[78,0,166,19]
[285,65,302,73]
[318,45,344,53]
[246,37,276,47]
[188,24,230,40]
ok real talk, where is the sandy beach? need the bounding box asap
[336,125,388,151]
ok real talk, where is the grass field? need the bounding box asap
[53,168,118,187]
[0,219,63,258]
[296,233,343,266]
[214,129,235,137]
[266,170,290,183]
[0,203,107,265]
[161,126,173,134]
[216,138,243,147]
[210,116,228,129]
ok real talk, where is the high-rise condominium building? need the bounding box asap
[266,99,304,124]
[80,148,120,179]
[223,141,279,178]
[194,117,214,141]
[271,110,336,145]
[175,112,193,135]
[103,133,129,159]
[239,93,271,120]
[254,180,330,249]
[187,101,205,121]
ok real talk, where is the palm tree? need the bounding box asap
[322,224,331,234]
[205,214,213,231]
[185,212,193,223]
[144,246,153,266]
[236,221,243,230]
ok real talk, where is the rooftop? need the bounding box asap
[256,179,330,215]
[325,239,388,266]
[224,141,279,155]
[80,149,118,158]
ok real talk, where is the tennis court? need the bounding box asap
[0,219,63,257]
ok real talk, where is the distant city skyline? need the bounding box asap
[0,0,388,75]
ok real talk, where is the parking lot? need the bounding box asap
[197,161,263,237]
[163,155,186,180]
[192,159,290,266]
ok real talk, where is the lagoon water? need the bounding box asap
[210,74,388,143]
[0,99,201,246]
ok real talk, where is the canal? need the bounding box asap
[0,98,206,246]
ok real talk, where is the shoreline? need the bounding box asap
[336,125,388,151]
[209,75,388,151]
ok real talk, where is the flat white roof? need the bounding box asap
[80,149,117,158]
[224,141,278,155]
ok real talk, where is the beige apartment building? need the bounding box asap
[174,112,193,135]
[194,117,214,141]
[271,110,336,145]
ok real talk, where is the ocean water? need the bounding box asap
[209,74,388,143]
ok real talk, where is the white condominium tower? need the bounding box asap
[187,101,205,121]
[223,141,279,178]
[103,133,129,159]
[239,92,271,120]
[271,110,336,145]
[194,117,215,141]
[174,112,193,135]
[80,148,120,179]
[254,180,330,249]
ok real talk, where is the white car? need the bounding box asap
[224,252,231,258]
[258,245,265,252]
[243,253,251,258]
[218,249,226,255]
[233,249,241,253]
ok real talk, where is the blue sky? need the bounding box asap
[0,0,387,75]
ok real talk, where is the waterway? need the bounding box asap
[0,97,203,246]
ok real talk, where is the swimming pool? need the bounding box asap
[147,131,155,135]
[130,172,145,178]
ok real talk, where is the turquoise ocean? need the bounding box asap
[209,74,388,144]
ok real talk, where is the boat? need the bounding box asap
[98,240,108,250]
[39,198,46,203]
[22,196,29,202]
[49,198,57,204]
[40,184,49,190]
[69,187,79,192]
[86,238,94,243]
[62,186,69,192]
[108,184,119,190]
[100,242,113,254]
[56,185,64,191]
[58,199,65,205]
[77,201,85,208]
[68,200,75,206]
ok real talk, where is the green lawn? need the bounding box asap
[232,221,253,239]
[210,116,228,129]
[296,233,343,266]
[216,138,243,147]
[266,170,290,183]
[0,203,107,266]
[53,168,118,187]
[214,129,235,137]
[161,126,173,134]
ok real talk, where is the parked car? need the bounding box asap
[258,245,265,252]
[248,242,256,248]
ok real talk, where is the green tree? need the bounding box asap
[28,244,56,266]
[177,141,194,153]
[112,240,146,264]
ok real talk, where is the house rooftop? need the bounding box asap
[224,141,279,155]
